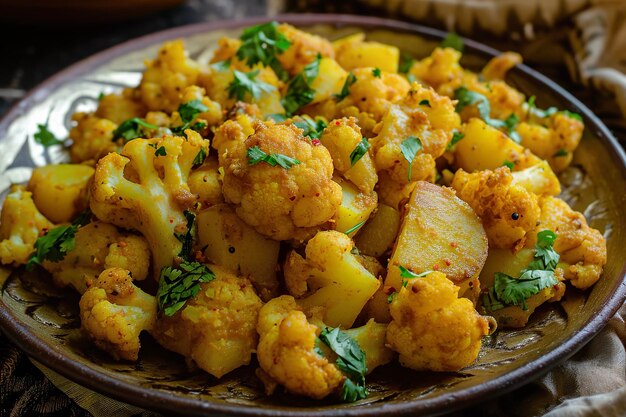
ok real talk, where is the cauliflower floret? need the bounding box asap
[256,296,344,399]
[276,23,335,75]
[319,117,377,194]
[68,112,118,164]
[139,40,202,113]
[79,267,156,361]
[451,167,541,250]
[371,83,461,187]
[43,221,150,294]
[90,130,209,276]
[510,160,561,197]
[0,185,53,265]
[517,111,584,173]
[283,231,380,328]
[152,265,263,378]
[95,88,146,124]
[343,319,394,373]
[535,196,607,289]
[386,271,491,372]
[481,52,523,81]
[409,47,464,93]
[215,119,342,241]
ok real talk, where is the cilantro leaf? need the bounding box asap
[236,21,291,81]
[175,210,196,261]
[344,221,366,236]
[372,68,381,78]
[318,327,368,402]
[399,265,433,287]
[267,113,288,123]
[334,72,357,102]
[349,137,370,166]
[561,110,583,122]
[503,113,521,143]
[483,229,560,311]
[399,136,422,181]
[293,115,327,139]
[502,160,515,170]
[227,69,276,101]
[26,209,92,269]
[97,92,105,101]
[112,118,160,142]
[247,146,300,169]
[441,32,464,52]
[171,100,209,135]
[419,99,431,107]
[454,87,511,130]
[399,53,414,74]
[282,56,321,115]
[157,261,215,316]
[526,95,558,118]
[34,124,64,147]
[154,146,167,157]
[446,131,465,151]
[192,148,207,168]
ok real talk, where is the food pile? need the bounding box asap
[0,22,607,402]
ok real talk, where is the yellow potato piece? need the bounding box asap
[386,182,488,293]
[354,204,401,258]
[196,204,280,301]
[333,178,377,237]
[335,41,400,73]
[28,164,94,223]
[310,58,348,104]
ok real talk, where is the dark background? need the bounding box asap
[0,1,624,416]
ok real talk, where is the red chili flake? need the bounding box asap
[450,242,457,248]
[433,264,439,271]
[311,139,321,146]
[444,258,451,266]
[335,120,341,125]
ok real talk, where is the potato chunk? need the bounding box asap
[196,204,280,301]
[354,204,401,258]
[28,164,94,224]
[334,36,400,73]
[386,182,488,296]
[333,178,377,238]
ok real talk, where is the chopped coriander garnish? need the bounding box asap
[192,148,207,168]
[293,115,327,139]
[344,220,366,236]
[349,137,370,166]
[334,72,357,102]
[113,118,160,142]
[419,99,431,107]
[454,87,512,131]
[26,209,92,269]
[157,261,216,316]
[399,136,422,181]
[236,21,291,81]
[502,160,515,170]
[174,210,196,260]
[267,113,288,122]
[441,32,464,52]
[227,69,276,101]
[170,99,209,135]
[527,95,558,118]
[503,113,521,143]
[282,55,321,115]
[154,146,167,157]
[97,92,105,101]
[372,68,381,78]
[399,265,433,287]
[483,230,560,311]
[318,327,368,403]
[399,53,414,74]
[561,110,583,122]
[211,60,231,71]
[553,149,568,157]
[247,146,300,169]
[34,124,64,147]
[446,131,465,150]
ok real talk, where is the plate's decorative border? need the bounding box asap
[0,14,625,417]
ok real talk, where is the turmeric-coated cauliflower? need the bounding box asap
[214,119,342,241]
[276,23,335,76]
[451,167,541,251]
[283,230,380,328]
[256,296,344,399]
[371,83,460,186]
[139,40,202,113]
[0,185,53,265]
[90,130,209,276]
[152,265,263,378]
[68,112,118,164]
[43,221,150,294]
[79,267,157,361]
[95,88,146,125]
[535,196,607,289]
[386,271,491,372]
[409,47,464,93]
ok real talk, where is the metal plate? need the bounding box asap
[1,14,625,417]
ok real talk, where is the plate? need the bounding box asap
[1,14,625,417]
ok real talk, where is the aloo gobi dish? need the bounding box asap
[0,22,607,403]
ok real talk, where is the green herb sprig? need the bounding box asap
[157,261,215,316]
[349,137,370,166]
[171,100,209,135]
[334,72,357,102]
[399,136,423,181]
[34,124,64,147]
[247,146,300,169]
[282,56,321,115]
[113,118,160,142]
[227,69,276,101]
[236,21,291,81]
